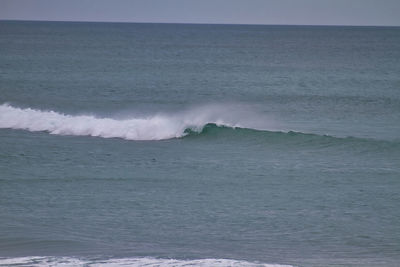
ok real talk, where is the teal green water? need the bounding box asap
[0,21,400,267]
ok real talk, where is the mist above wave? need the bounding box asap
[0,103,274,141]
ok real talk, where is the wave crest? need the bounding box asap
[0,104,272,141]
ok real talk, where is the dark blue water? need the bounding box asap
[0,21,400,267]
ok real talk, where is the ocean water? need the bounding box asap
[0,21,400,267]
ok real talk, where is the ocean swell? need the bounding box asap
[0,103,271,141]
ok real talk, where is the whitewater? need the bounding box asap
[0,257,294,267]
[0,103,274,141]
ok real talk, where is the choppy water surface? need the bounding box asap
[0,21,400,267]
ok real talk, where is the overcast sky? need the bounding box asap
[1,0,400,26]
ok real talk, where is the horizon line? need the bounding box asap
[2,19,400,28]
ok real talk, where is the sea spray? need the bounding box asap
[0,103,274,141]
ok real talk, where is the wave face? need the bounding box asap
[0,104,274,141]
[0,257,294,267]
[1,104,400,148]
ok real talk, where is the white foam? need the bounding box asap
[0,103,273,141]
[0,256,294,267]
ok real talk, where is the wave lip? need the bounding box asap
[0,104,271,141]
[0,104,187,140]
[0,256,294,267]
[1,104,398,146]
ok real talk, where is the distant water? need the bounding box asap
[0,21,400,267]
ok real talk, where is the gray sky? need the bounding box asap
[1,0,400,26]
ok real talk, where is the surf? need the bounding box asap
[0,103,275,141]
[1,104,399,150]
[0,256,294,267]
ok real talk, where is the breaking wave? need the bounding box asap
[0,103,274,141]
[1,103,398,148]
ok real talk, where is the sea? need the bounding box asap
[0,21,399,267]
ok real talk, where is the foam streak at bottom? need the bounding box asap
[0,256,294,267]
